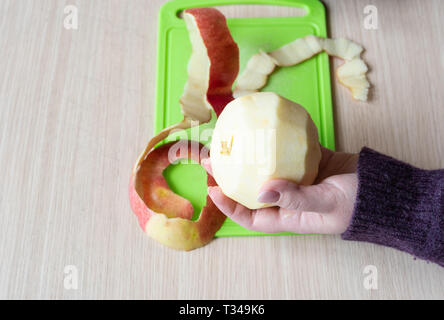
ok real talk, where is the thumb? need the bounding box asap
[257,179,337,213]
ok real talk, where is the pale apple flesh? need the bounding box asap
[336,58,370,101]
[129,8,239,250]
[321,38,369,101]
[269,35,323,67]
[234,51,277,97]
[180,8,239,119]
[233,36,370,101]
[210,92,322,210]
[321,37,363,61]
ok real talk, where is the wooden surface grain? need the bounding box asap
[1,0,443,300]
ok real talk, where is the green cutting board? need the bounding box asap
[154,0,335,237]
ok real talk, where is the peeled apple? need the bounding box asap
[210,92,322,210]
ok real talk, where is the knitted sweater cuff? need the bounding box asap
[341,147,444,267]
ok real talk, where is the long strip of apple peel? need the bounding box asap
[269,35,323,67]
[234,51,277,98]
[130,8,239,251]
[233,35,323,98]
[130,142,226,251]
[134,8,239,174]
[179,12,213,123]
[321,38,369,101]
[233,36,370,102]
[180,8,239,120]
[321,38,363,61]
[133,118,193,174]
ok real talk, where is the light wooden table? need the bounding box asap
[1,0,443,300]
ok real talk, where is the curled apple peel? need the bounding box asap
[130,142,226,251]
[269,35,323,67]
[337,58,370,101]
[321,37,363,61]
[321,38,369,101]
[129,8,239,250]
[234,51,277,97]
[234,36,370,101]
[180,8,239,120]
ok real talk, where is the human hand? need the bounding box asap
[203,146,359,234]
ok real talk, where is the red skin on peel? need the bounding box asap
[129,141,226,249]
[185,8,239,116]
[129,8,239,250]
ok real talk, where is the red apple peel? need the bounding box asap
[130,142,226,251]
[129,8,239,250]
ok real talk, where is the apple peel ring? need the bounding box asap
[234,36,370,102]
[130,141,226,251]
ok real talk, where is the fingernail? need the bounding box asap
[257,191,280,203]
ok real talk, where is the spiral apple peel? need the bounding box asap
[129,8,239,251]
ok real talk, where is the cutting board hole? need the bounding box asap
[177,5,307,19]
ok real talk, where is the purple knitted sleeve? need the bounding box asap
[341,147,444,267]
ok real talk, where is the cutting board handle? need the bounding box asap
[164,0,325,21]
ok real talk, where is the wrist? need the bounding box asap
[342,147,444,266]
